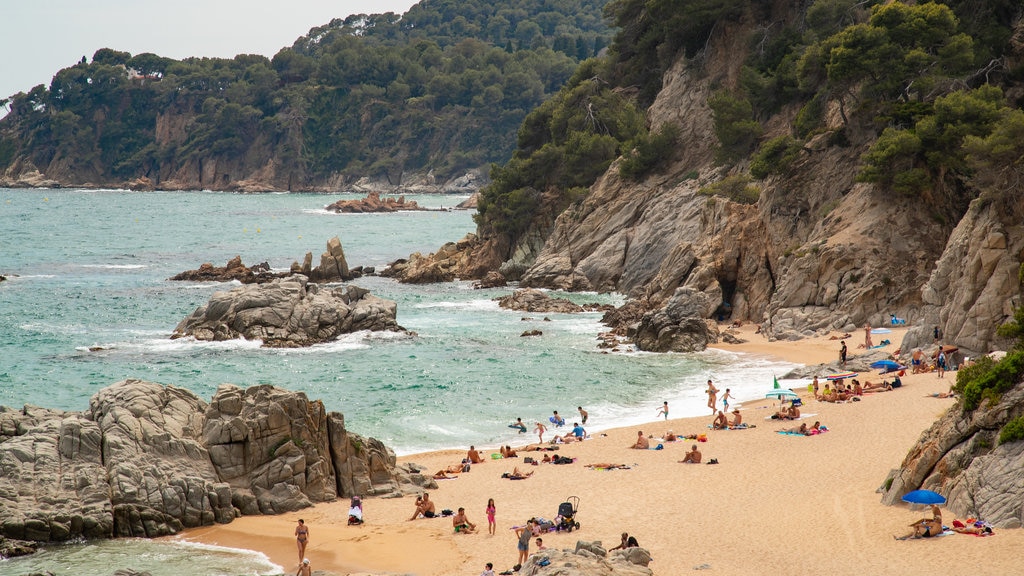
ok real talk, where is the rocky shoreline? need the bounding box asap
[0,380,434,546]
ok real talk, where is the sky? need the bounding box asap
[1,0,419,103]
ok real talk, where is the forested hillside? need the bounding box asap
[0,0,612,191]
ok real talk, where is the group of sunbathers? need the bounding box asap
[813,376,900,403]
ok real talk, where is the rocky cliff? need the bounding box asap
[880,377,1024,528]
[386,5,1023,355]
[0,380,431,543]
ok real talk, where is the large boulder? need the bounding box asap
[879,377,1024,528]
[629,288,721,352]
[172,275,404,347]
[324,191,426,213]
[0,380,430,544]
[516,541,654,576]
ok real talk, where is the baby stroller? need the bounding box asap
[556,496,580,532]
[348,495,364,525]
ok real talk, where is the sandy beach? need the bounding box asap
[182,325,1024,575]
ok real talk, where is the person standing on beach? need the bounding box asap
[839,340,848,367]
[514,520,534,566]
[706,380,718,413]
[577,406,588,425]
[656,401,669,420]
[534,421,547,443]
[294,519,309,563]
[296,558,311,576]
[486,498,497,535]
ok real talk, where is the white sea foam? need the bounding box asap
[80,264,148,269]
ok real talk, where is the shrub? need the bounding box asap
[619,122,680,180]
[999,416,1024,444]
[955,349,1024,411]
[698,174,760,204]
[709,92,762,164]
[750,135,804,179]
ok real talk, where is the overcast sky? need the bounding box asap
[1,0,419,102]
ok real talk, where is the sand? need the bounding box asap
[180,326,1024,575]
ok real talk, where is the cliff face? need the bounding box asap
[515,7,959,343]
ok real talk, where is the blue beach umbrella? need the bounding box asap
[901,489,946,505]
[870,360,901,371]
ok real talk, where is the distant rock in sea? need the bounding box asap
[0,380,433,544]
[325,191,427,213]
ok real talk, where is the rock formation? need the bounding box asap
[879,378,1024,528]
[515,540,653,576]
[382,234,484,284]
[172,275,404,347]
[325,191,427,213]
[898,192,1024,357]
[496,288,611,314]
[628,287,721,353]
[0,380,430,543]
[171,237,367,285]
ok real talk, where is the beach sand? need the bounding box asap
[181,326,1024,575]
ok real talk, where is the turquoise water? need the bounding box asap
[0,188,796,574]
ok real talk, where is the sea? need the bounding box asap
[0,188,799,575]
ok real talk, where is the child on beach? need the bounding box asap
[486,498,496,535]
[721,388,732,411]
[480,562,495,576]
[534,422,547,443]
[656,401,669,420]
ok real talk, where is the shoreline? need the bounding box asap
[182,325,1024,575]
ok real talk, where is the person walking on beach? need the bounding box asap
[294,519,309,563]
[486,498,497,535]
[577,406,588,425]
[534,421,547,443]
[839,340,848,367]
[721,388,733,412]
[706,380,718,413]
[656,401,669,420]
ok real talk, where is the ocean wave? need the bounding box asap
[167,538,282,574]
[413,299,501,312]
[80,264,148,269]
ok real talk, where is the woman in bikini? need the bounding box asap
[295,519,309,562]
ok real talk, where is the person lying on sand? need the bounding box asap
[551,433,579,444]
[630,431,649,449]
[772,405,800,420]
[862,379,892,392]
[678,444,702,464]
[433,464,466,479]
[896,505,942,539]
[951,520,992,535]
[663,430,677,441]
[585,463,631,469]
[508,467,534,479]
[783,423,809,435]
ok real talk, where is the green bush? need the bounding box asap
[698,174,760,204]
[619,122,680,180]
[709,91,762,164]
[999,416,1024,444]
[750,135,804,179]
[955,349,1024,411]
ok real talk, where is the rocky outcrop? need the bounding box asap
[473,271,507,289]
[172,275,404,347]
[496,289,611,314]
[879,378,1024,528]
[325,192,427,213]
[382,234,486,284]
[628,288,721,353]
[171,237,366,285]
[898,192,1024,356]
[0,380,428,544]
[516,540,653,576]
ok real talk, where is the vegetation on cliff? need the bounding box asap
[473,0,1024,268]
[0,0,613,189]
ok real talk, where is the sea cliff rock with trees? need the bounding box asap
[0,0,613,192]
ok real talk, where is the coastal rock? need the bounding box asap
[0,536,38,557]
[168,256,266,283]
[0,380,426,544]
[629,288,720,353]
[517,544,654,576]
[382,234,483,284]
[91,380,230,538]
[473,271,507,289]
[325,191,427,213]
[496,288,612,314]
[879,378,1024,528]
[899,192,1024,356]
[171,238,361,285]
[172,275,404,347]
